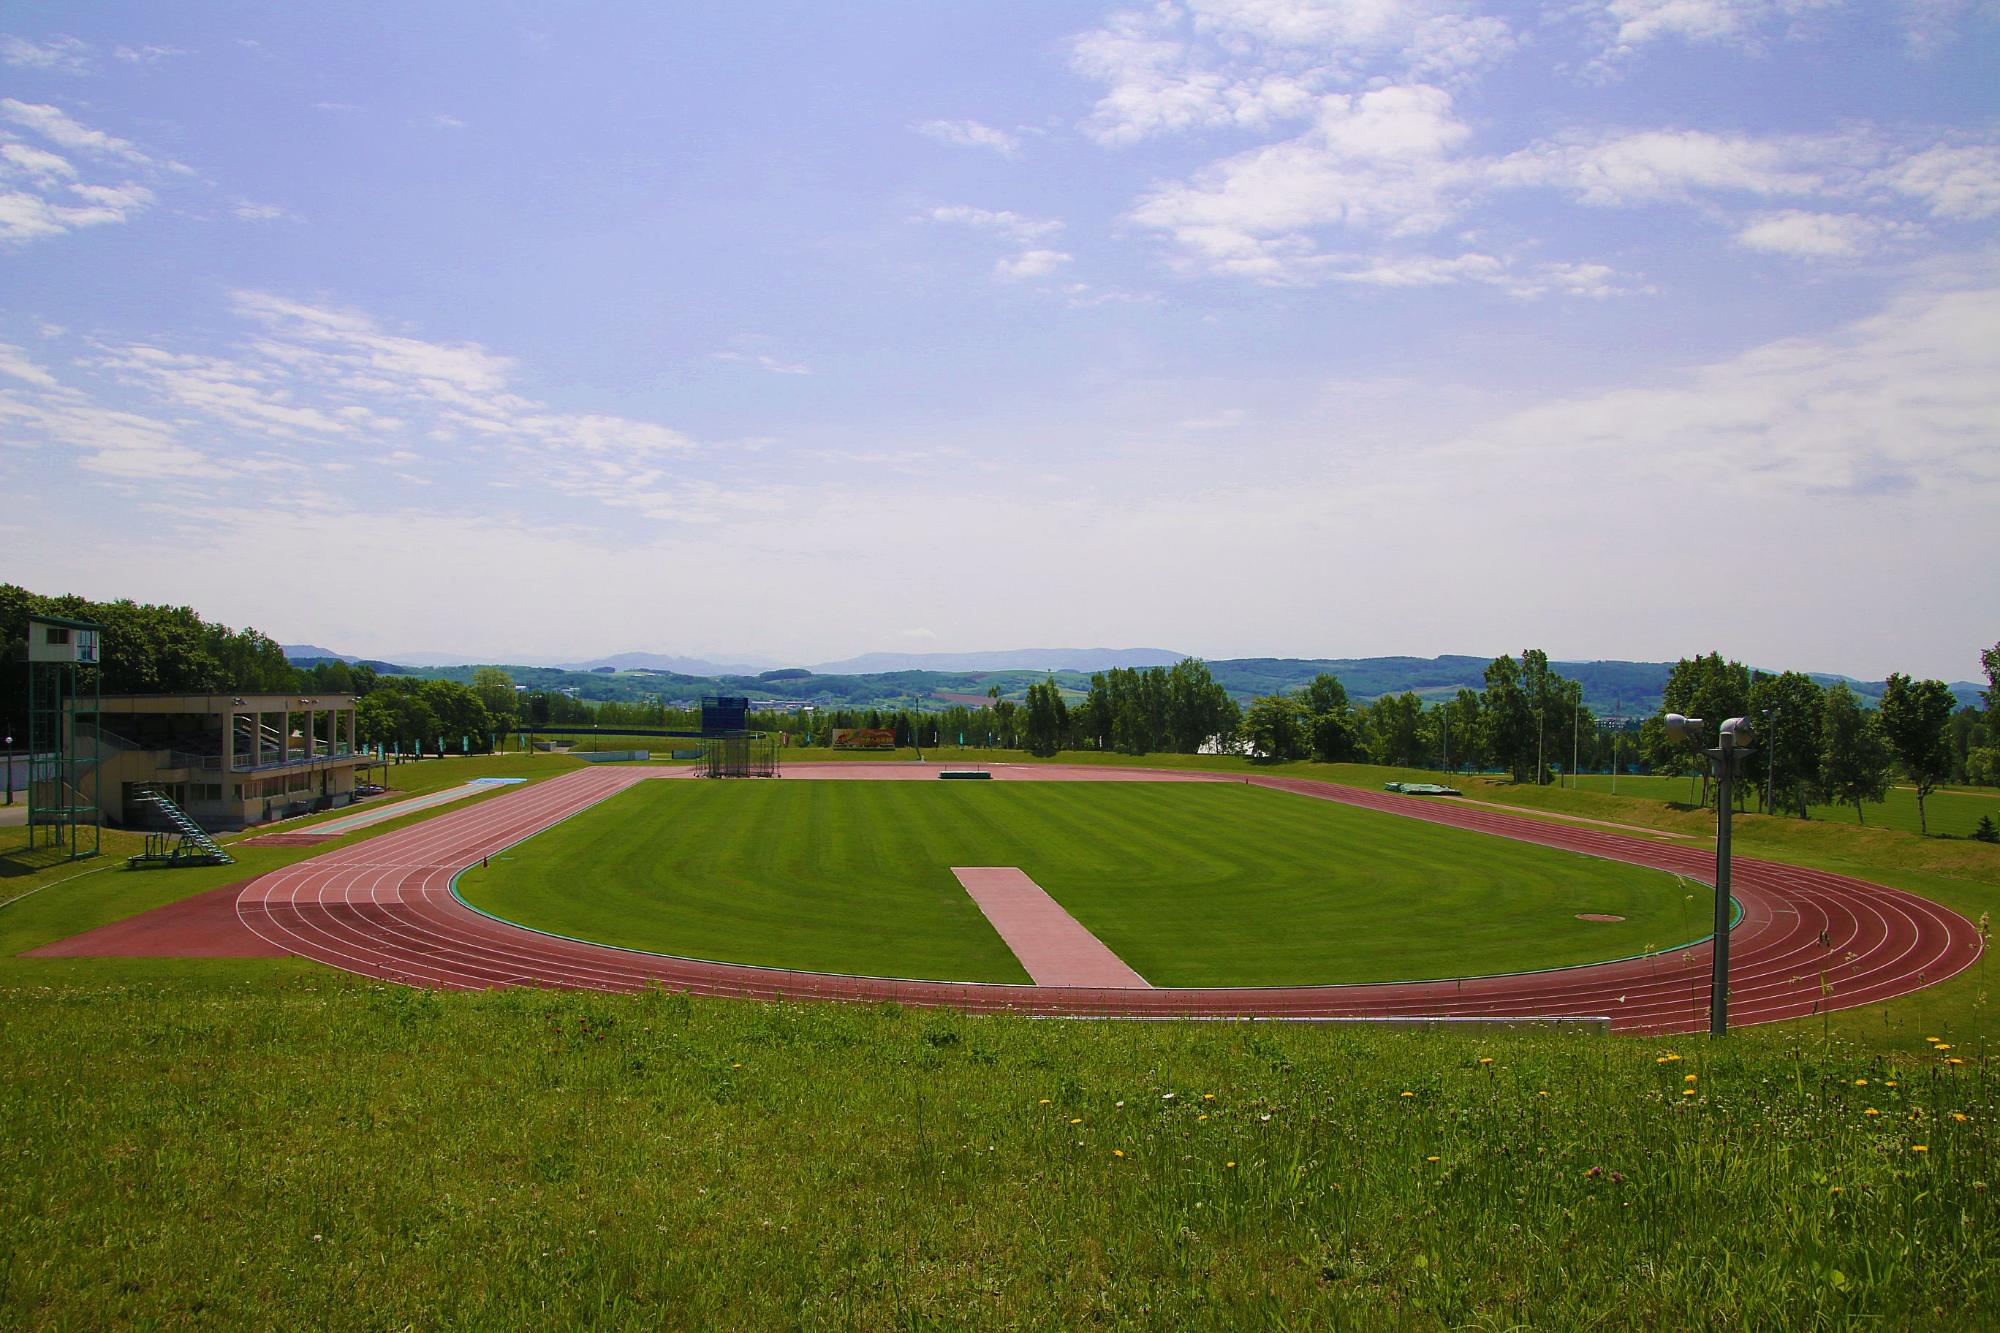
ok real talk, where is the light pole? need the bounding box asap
[1665,712,1757,1037]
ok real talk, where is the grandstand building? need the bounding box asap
[75,692,367,829]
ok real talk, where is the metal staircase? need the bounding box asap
[125,783,234,869]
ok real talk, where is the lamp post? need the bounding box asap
[1665,712,1757,1037]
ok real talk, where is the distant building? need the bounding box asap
[75,692,368,829]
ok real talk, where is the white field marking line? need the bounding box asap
[0,858,116,911]
[236,767,622,957]
[247,764,1980,1023]
[1248,776,1980,1022]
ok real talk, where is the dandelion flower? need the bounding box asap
[1113,1149,1124,1159]
[1038,1098,1051,1105]
[1478,1057,1494,1065]
[1682,1088,1696,1097]
[1537,1091,1549,1098]
[1927,1036,1942,1043]
[1198,1114,1208,1122]
[1885,1081,1897,1088]
[1912,1144,1929,1153]
[1070,1118,1083,1125]
[1400,1091,1414,1098]
[1947,1057,1965,1066]
[1937,1044,1953,1051]
[1656,1056,1669,1065]
[1225,1161,1236,1169]
[1830,1186,1843,1195]
[1203,1093,1215,1101]
[1685,1074,1698,1083]
[1865,1108,1880,1117]
[1953,1113,1969,1123]
[1854,1078,1867,1086]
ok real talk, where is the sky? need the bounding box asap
[2,1,1996,681]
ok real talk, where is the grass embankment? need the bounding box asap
[0,980,1991,1329]
[459,781,1700,986]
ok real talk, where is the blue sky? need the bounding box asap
[3,1,1995,679]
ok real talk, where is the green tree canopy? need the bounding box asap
[1878,673,1956,834]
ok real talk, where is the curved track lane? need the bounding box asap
[235,764,1984,1033]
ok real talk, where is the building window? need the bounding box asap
[44,626,70,646]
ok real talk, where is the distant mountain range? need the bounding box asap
[281,644,1986,715]
[805,648,1185,674]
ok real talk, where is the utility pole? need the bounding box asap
[1572,699,1580,790]
[1666,713,1756,1037]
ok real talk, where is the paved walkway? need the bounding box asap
[952,867,1150,988]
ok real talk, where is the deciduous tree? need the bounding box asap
[1878,673,1955,834]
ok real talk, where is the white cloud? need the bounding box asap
[1127,84,1475,277]
[994,248,1073,280]
[428,113,467,130]
[0,99,154,166]
[113,43,188,65]
[1491,128,1841,206]
[0,343,59,388]
[1897,0,1978,58]
[232,200,295,222]
[912,119,1021,156]
[1,141,76,182]
[713,350,810,375]
[0,180,154,244]
[1070,2,1512,147]
[923,204,1064,243]
[0,34,94,75]
[1442,274,2000,496]
[1734,209,1896,256]
[1881,143,2000,221]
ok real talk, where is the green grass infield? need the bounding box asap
[456,780,1707,986]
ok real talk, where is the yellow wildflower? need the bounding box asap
[1038,1098,1051,1105]
[1478,1057,1494,1065]
[1685,1073,1698,1083]
[1854,1078,1867,1086]
[1426,1156,1440,1163]
[1113,1149,1124,1159]
[1864,1108,1880,1116]
[1070,1118,1083,1125]
[1937,1044,1954,1051]
[1225,1161,1236,1169]
[1400,1091,1415,1098]
[1953,1113,1969,1123]
[1830,1186,1842,1195]
[1912,1144,1929,1154]
[1681,1088,1696,1097]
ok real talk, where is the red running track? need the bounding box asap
[234,763,1985,1034]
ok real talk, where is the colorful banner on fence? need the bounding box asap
[830,727,898,750]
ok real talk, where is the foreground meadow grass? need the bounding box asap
[0,975,1992,1329]
[459,780,1701,985]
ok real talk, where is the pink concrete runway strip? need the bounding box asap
[953,867,1149,989]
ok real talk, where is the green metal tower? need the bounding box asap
[25,613,102,861]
